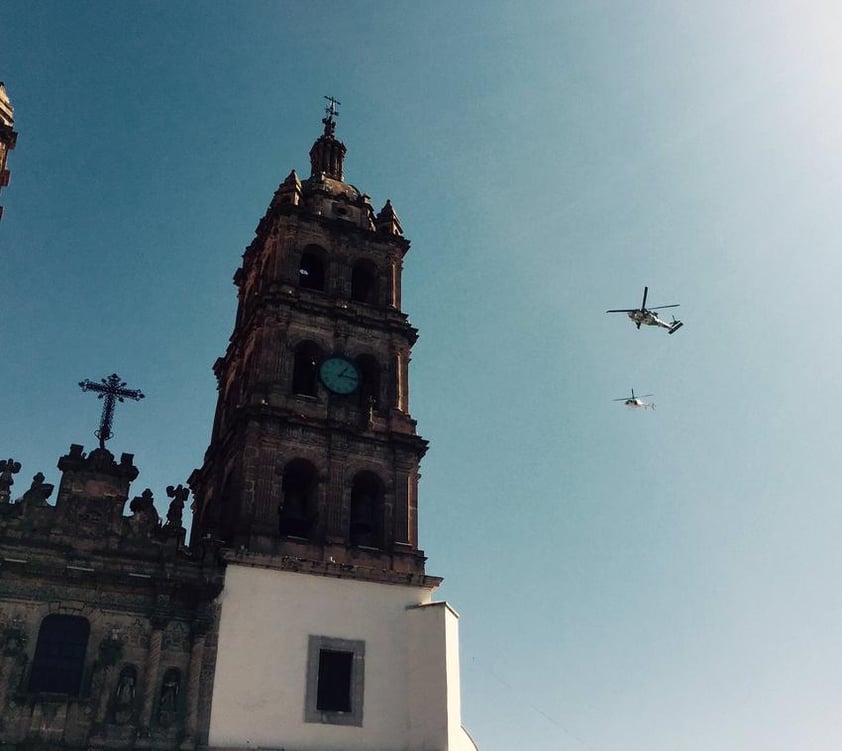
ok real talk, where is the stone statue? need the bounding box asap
[0,458,21,503]
[113,667,137,724]
[164,484,188,530]
[129,488,160,534]
[160,675,178,710]
[116,671,135,704]
[19,472,53,506]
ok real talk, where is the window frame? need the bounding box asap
[304,635,365,727]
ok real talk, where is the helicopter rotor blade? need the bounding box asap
[648,304,680,310]
[641,286,648,311]
[606,308,637,313]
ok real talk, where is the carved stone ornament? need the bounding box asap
[1,622,26,657]
[98,634,124,668]
[162,621,188,651]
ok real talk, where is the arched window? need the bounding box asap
[299,248,326,291]
[29,614,90,694]
[351,260,377,304]
[279,459,318,538]
[292,341,322,396]
[349,471,384,548]
[355,355,380,411]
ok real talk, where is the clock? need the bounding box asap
[319,356,361,395]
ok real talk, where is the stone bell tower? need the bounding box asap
[192,101,477,751]
[189,98,429,580]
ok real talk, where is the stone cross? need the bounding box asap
[79,373,145,449]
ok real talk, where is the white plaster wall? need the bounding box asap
[407,602,478,751]
[208,564,473,750]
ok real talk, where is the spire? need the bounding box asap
[375,200,404,236]
[309,95,346,181]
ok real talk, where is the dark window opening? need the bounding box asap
[316,650,353,712]
[292,342,321,396]
[349,471,383,548]
[351,262,377,304]
[299,252,326,291]
[29,614,90,694]
[305,636,364,726]
[279,458,318,538]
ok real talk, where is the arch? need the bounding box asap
[351,260,378,304]
[349,470,384,548]
[29,614,90,694]
[299,246,327,291]
[292,340,322,396]
[279,458,319,538]
[355,354,380,411]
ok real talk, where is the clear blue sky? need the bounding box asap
[3,3,842,749]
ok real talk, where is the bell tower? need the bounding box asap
[189,100,429,579]
[194,101,476,751]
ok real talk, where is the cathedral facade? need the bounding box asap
[0,98,476,750]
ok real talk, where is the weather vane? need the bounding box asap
[322,95,341,135]
[79,373,145,449]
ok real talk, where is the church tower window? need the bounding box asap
[350,260,377,304]
[292,341,322,396]
[279,459,318,538]
[349,470,383,548]
[298,247,326,290]
[29,614,90,694]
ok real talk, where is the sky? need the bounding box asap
[2,2,842,749]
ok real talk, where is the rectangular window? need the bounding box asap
[305,635,364,726]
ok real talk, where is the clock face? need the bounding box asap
[319,356,361,395]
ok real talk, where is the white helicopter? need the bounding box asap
[613,389,655,410]
[607,286,683,334]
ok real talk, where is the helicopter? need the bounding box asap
[613,389,654,410]
[607,286,683,334]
